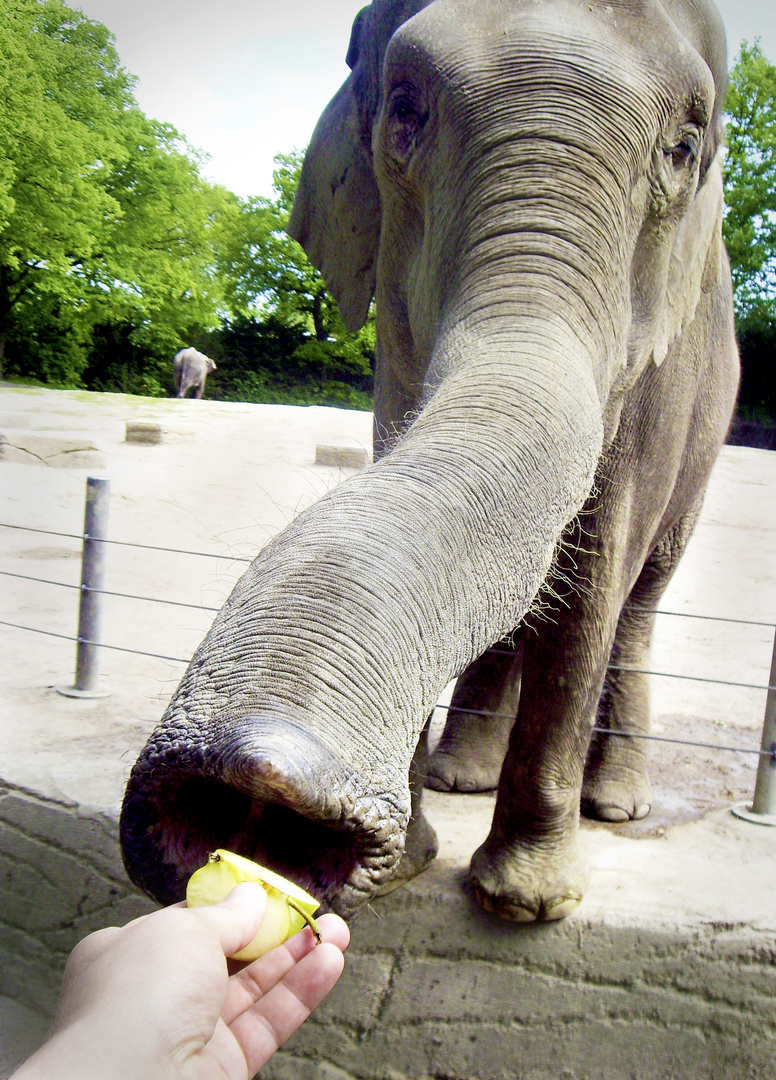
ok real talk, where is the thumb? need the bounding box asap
[192,881,268,959]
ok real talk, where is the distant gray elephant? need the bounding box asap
[173,347,216,399]
[122,0,739,925]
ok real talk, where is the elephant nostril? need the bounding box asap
[120,716,409,915]
[158,776,364,907]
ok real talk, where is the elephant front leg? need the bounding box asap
[469,622,607,922]
[427,637,522,792]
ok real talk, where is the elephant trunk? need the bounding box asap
[120,322,603,916]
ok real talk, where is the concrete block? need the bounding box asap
[381,957,601,1025]
[2,779,776,1080]
[0,784,155,1020]
[0,936,60,1022]
[0,789,126,881]
[264,1058,355,1080]
[0,828,92,934]
[315,443,371,469]
[344,1015,748,1080]
[314,954,395,1028]
[258,801,776,1080]
[125,421,163,444]
[269,1005,769,1080]
[125,421,196,444]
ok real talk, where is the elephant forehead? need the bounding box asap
[383,0,714,108]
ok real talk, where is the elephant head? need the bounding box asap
[121,0,735,920]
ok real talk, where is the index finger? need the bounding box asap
[223,913,349,1026]
[230,939,346,1074]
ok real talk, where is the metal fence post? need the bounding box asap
[732,627,776,826]
[57,476,111,699]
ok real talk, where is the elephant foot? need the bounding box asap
[582,731,652,822]
[427,643,519,793]
[468,834,588,922]
[426,703,514,792]
[374,809,439,896]
[426,739,504,792]
[581,775,652,822]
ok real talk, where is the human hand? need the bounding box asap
[15,882,349,1080]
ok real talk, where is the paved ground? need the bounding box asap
[1,385,775,1078]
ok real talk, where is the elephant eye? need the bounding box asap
[665,125,701,170]
[666,143,695,168]
[386,83,427,159]
[394,97,417,123]
[391,88,422,128]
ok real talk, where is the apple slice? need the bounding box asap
[186,849,321,961]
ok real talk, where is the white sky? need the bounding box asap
[74,0,776,201]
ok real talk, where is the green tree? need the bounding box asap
[0,0,124,378]
[722,41,776,426]
[0,2,371,404]
[217,151,375,397]
[723,40,776,320]
[0,0,238,389]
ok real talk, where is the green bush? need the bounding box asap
[736,307,776,423]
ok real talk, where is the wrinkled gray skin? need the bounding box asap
[121,0,739,924]
[173,347,216,399]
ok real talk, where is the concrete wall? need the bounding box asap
[264,803,776,1080]
[267,893,775,1080]
[0,783,154,1022]
[2,779,774,1080]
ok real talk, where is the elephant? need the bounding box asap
[173,347,216,399]
[120,0,739,925]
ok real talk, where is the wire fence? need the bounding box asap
[0,520,253,564]
[2,516,775,765]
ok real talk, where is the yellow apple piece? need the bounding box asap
[186,849,321,961]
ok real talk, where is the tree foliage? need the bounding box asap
[723,41,776,322]
[0,0,239,390]
[722,40,776,423]
[0,1,373,407]
[212,151,375,405]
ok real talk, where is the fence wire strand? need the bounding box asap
[434,704,775,760]
[3,517,775,766]
[0,619,189,665]
[0,570,221,613]
[4,568,774,690]
[621,605,776,629]
[0,522,82,542]
[0,521,252,563]
[1,617,772,761]
[3,521,774,628]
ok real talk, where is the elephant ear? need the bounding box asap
[652,155,724,366]
[288,74,381,333]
